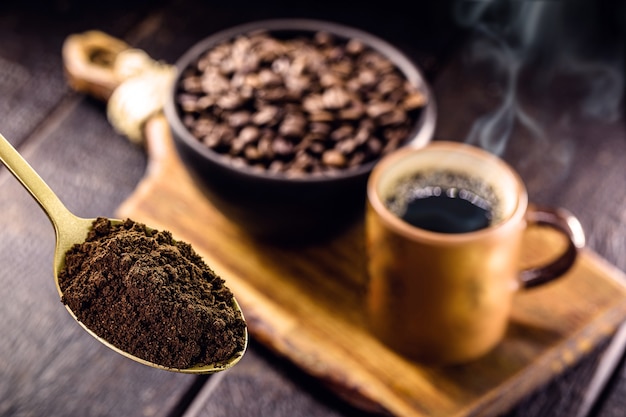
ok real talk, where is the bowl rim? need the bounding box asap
[164,18,437,184]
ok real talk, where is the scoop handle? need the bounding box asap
[62,30,131,101]
[64,31,175,145]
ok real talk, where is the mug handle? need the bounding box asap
[519,205,586,289]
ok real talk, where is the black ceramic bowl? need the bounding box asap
[164,19,436,243]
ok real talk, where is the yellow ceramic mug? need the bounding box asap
[365,141,585,365]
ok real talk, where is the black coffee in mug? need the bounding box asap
[384,170,500,234]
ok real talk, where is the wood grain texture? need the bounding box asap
[116,114,626,417]
[0,1,149,146]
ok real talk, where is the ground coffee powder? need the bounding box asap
[58,217,246,369]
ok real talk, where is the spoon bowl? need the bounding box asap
[0,132,247,373]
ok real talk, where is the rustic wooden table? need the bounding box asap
[1,1,625,416]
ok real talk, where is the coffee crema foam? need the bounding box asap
[384,170,504,231]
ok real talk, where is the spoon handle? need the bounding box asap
[0,133,76,231]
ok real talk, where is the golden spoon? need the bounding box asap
[0,132,247,373]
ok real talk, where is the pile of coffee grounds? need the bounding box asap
[58,217,246,369]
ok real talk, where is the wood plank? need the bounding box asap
[115,114,626,417]
[0,3,148,146]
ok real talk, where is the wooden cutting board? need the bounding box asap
[115,114,626,417]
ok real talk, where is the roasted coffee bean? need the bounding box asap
[285,75,310,95]
[354,123,373,145]
[322,149,347,168]
[378,74,404,96]
[322,87,351,109]
[216,92,244,109]
[175,29,426,176]
[339,104,365,120]
[302,94,324,113]
[319,72,342,88]
[366,137,383,154]
[308,141,326,155]
[228,111,251,128]
[244,145,262,161]
[379,109,408,126]
[196,95,215,111]
[268,159,285,172]
[201,70,230,95]
[202,123,235,150]
[258,68,283,87]
[279,113,307,137]
[366,101,395,118]
[252,106,280,125]
[336,138,358,154]
[349,152,366,168]
[178,93,200,113]
[330,125,353,141]
[314,31,334,47]
[257,132,275,158]
[308,111,334,123]
[272,136,294,156]
[238,125,260,143]
[345,39,365,55]
[310,122,331,136]
[404,91,427,110]
[181,76,203,93]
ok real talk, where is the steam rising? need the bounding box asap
[453,0,624,157]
